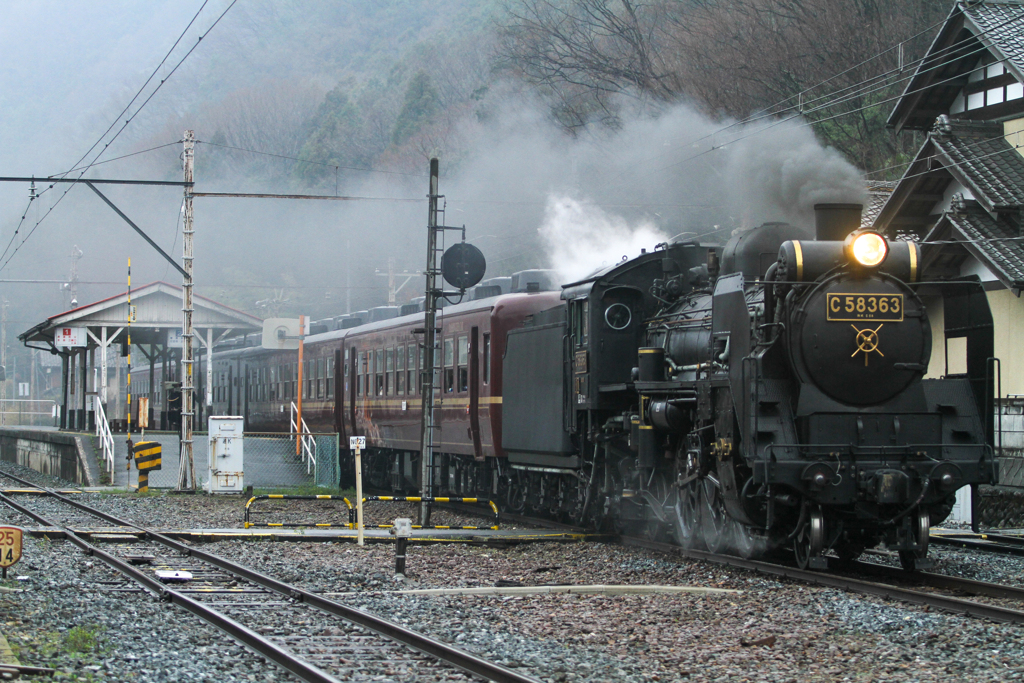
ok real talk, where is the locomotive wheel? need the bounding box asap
[899,510,930,572]
[728,519,758,559]
[505,472,526,514]
[671,481,700,548]
[793,507,824,570]
[700,478,728,553]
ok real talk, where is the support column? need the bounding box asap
[68,351,76,429]
[148,345,155,429]
[79,348,87,430]
[101,327,108,405]
[161,347,168,430]
[61,354,69,429]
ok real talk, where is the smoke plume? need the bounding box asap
[538,196,670,283]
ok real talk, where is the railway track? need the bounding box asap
[621,535,1024,624]
[930,530,1024,557]
[0,470,540,683]
[381,489,1024,622]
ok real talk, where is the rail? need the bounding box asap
[290,402,316,475]
[0,471,540,683]
[93,399,115,477]
[243,494,500,530]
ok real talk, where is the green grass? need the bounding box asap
[63,625,100,654]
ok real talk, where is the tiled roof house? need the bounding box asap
[874,0,1024,401]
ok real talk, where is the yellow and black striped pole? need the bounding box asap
[126,258,133,472]
[133,441,161,493]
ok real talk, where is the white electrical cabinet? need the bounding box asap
[208,416,244,494]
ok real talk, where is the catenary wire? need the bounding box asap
[59,141,183,176]
[0,0,238,275]
[640,8,1023,175]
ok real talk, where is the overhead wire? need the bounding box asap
[649,31,1019,178]
[638,8,1023,178]
[0,0,238,275]
[58,141,183,176]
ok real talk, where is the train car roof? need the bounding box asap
[278,290,564,346]
[209,290,563,363]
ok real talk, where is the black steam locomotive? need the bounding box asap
[502,203,997,570]
[201,202,996,570]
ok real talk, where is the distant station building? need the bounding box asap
[19,282,261,432]
[873,0,1024,484]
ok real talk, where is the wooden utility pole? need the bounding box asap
[177,130,197,491]
[418,158,441,525]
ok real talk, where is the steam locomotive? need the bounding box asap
[204,204,996,569]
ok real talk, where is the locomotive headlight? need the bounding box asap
[846,231,889,268]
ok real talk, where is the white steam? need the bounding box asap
[538,196,670,284]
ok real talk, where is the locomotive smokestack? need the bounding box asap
[814,203,863,241]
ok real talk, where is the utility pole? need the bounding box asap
[346,239,351,314]
[375,259,419,306]
[418,158,441,525]
[177,130,197,491]
[0,299,7,426]
[388,258,395,306]
[67,246,83,309]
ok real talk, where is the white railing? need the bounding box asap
[93,399,115,478]
[0,399,58,428]
[290,402,317,475]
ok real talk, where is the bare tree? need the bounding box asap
[498,0,945,170]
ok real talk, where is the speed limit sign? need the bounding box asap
[0,527,22,577]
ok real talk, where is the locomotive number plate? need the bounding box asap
[826,293,903,322]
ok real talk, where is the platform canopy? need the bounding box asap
[18,281,262,432]
[19,281,261,351]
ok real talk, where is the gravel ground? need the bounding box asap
[2,462,1024,681]
[863,544,1024,589]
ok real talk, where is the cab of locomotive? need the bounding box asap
[562,241,714,417]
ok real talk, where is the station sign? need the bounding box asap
[0,527,22,575]
[167,329,184,348]
[54,327,86,348]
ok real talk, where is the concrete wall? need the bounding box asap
[0,429,90,485]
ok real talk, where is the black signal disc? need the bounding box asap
[441,243,486,290]
[791,274,931,406]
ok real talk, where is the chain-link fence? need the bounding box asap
[113,432,340,491]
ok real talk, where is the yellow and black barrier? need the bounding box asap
[361,496,500,531]
[244,494,354,528]
[243,494,500,530]
[133,441,161,493]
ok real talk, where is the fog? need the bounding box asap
[0,1,866,353]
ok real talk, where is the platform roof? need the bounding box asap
[19,281,262,352]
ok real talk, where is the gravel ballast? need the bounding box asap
[2,463,1024,681]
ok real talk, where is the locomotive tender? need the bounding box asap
[206,204,996,569]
